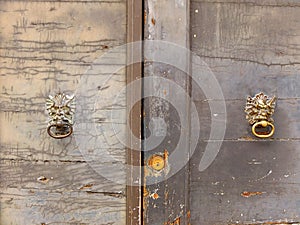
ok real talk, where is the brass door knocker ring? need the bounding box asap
[46,93,75,139]
[245,92,276,138]
[47,123,73,139]
[251,120,275,138]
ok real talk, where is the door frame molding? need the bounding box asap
[126,0,143,224]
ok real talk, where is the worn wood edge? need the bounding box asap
[126,0,143,224]
[0,0,125,3]
[191,0,300,7]
[142,0,191,223]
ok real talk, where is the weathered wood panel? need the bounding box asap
[0,1,127,224]
[143,0,191,224]
[190,140,300,224]
[191,0,300,66]
[190,1,300,224]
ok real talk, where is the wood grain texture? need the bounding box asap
[0,1,127,224]
[191,1,300,66]
[190,1,300,224]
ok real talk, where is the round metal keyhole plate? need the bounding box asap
[148,155,165,171]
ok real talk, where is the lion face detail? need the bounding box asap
[245,92,276,125]
[46,93,75,126]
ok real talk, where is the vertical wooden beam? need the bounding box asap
[126,0,143,225]
[143,0,191,224]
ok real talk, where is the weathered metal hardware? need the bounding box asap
[245,92,276,138]
[46,93,75,139]
[148,154,165,171]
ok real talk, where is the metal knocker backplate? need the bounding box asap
[245,92,276,138]
[46,93,75,139]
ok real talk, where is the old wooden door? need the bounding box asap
[1,0,300,225]
[143,0,300,225]
[0,0,136,224]
[189,1,300,224]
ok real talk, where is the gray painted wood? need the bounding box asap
[194,99,300,140]
[190,1,300,224]
[0,1,127,224]
[143,0,191,224]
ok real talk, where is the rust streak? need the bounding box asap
[230,222,300,225]
[151,18,156,25]
[164,217,181,225]
[241,191,263,198]
[79,183,94,190]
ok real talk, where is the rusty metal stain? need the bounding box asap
[79,183,94,190]
[150,192,159,200]
[241,191,264,198]
[229,222,300,225]
[151,18,156,25]
[164,217,181,225]
[146,150,170,175]
[187,210,191,225]
[144,150,170,224]
[148,154,165,171]
[163,149,169,161]
[143,166,150,225]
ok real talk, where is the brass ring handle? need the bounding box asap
[252,120,275,138]
[47,123,73,139]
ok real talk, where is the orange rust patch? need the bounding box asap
[187,210,191,219]
[229,222,300,225]
[187,210,191,225]
[150,192,159,200]
[164,149,169,160]
[241,191,263,198]
[151,18,156,25]
[144,186,149,197]
[165,217,181,225]
[80,183,94,190]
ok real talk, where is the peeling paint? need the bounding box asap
[150,192,159,200]
[241,191,264,198]
[229,222,300,225]
[144,150,170,224]
[164,217,181,225]
[36,176,50,184]
[79,183,94,190]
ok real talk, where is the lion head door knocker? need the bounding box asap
[46,93,75,139]
[245,92,276,138]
